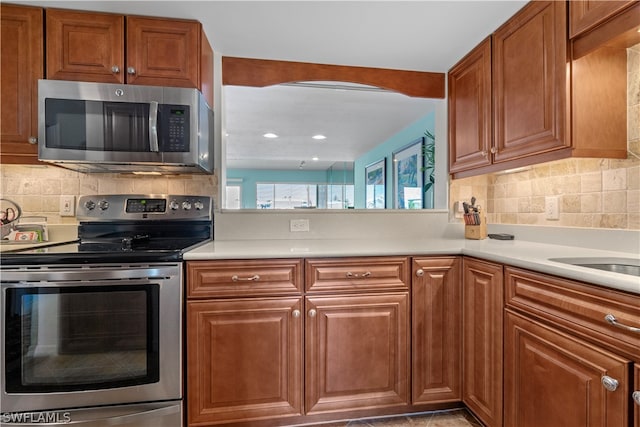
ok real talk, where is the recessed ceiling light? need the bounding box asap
[312,134,326,140]
[263,133,278,138]
[312,157,319,161]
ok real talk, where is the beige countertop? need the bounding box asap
[0,224,77,253]
[185,237,640,295]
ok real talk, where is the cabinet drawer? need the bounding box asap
[305,257,410,293]
[505,267,640,360]
[187,259,303,298]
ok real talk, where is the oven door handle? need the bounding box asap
[1,403,180,426]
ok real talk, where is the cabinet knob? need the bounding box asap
[28,136,37,145]
[481,150,488,158]
[416,269,424,277]
[633,391,640,406]
[292,309,301,318]
[127,67,136,75]
[490,146,497,154]
[308,309,317,318]
[111,65,120,73]
[601,375,619,392]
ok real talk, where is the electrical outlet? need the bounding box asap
[290,219,309,232]
[60,195,75,217]
[545,196,559,220]
[454,201,464,219]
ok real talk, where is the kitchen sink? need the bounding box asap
[549,257,640,277]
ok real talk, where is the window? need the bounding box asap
[256,183,354,209]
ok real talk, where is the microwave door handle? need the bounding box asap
[149,101,159,152]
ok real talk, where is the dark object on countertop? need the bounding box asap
[488,233,514,240]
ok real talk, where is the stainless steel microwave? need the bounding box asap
[38,80,213,174]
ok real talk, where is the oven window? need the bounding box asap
[4,285,160,393]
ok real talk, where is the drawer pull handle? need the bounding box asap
[346,271,371,278]
[633,391,640,406]
[601,375,619,392]
[604,314,640,333]
[231,274,260,282]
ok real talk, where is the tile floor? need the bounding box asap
[308,409,483,427]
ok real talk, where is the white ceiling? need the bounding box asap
[224,83,439,170]
[18,0,528,170]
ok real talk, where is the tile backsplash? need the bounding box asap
[0,165,217,224]
[450,43,640,231]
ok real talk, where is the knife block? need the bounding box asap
[464,220,487,240]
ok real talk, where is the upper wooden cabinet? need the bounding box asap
[449,0,633,178]
[569,0,637,38]
[493,1,569,164]
[449,1,571,178]
[448,37,492,174]
[46,9,214,106]
[0,4,43,165]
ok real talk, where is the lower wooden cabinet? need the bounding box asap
[305,293,410,414]
[504,266,640,427]
[504,310,630,427]
[635,364,640,427]
[187,257,411,426]
[462,257,503,427]
[412,257,461,404]
[187,297,303,425]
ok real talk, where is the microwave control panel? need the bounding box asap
[159,105,190,152]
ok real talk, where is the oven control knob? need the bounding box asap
[98,200,109,211]
[182,201,192,210]
[84,200,96,211]
[169,200,179,210]
[194,201,204,210]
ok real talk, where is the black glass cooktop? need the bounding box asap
[1,221,211,265]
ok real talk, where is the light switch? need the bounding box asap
[60,195,75,217]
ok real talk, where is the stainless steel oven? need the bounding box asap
[0,194,212,426]
[1,263,183,426]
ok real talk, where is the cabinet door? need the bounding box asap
[462,257,503,427]
[126,17,199,88]
[493,1,569,163]
[305,293,409,414]
[569,1,636,38]
[448,37,492,174]
[46,9,124,83]
[187,298,303,425]
[505,310,630,427]
[635,364,640,427]
[412,257,461,404]
[0,4,42,164]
